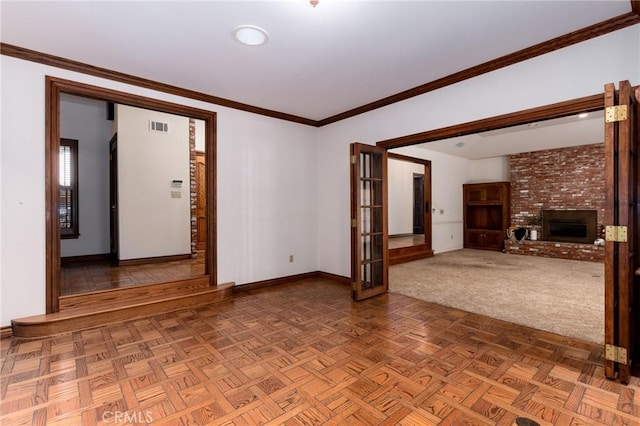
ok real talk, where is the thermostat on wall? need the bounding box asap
[172,180,183,188]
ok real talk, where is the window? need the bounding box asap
[59,139,79,238]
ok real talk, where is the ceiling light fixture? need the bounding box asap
[578,113,589,118]
[310,0,319,6]
[233,25,269,46]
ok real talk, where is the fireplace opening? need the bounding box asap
[542,210,597,244]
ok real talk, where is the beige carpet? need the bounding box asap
[389,248,604,344]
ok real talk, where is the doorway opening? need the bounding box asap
[45,76,217,313]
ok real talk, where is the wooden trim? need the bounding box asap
[0,43,316,127]
[316,271,351,286]
[631,0,640,16]
[389,246,434,266]
[387,152,433,264]
[231,271,351,293]
[60,253,110,265]
[232,272,320,293]
[377,93,606,149]
[45,77,218,316]
[12,282,234,339]
[117,254,192,267]
[388,152,431,165]
[603,82,616,380]
[0,326,12,340]
[318,12,640,126]
[45,75,60,313]
[206,112,217,285]
[58,276,211,311]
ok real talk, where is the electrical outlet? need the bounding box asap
[289,255,294,263]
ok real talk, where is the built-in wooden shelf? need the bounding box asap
[12,280,234,339]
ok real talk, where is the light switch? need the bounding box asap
[171,191,182,198]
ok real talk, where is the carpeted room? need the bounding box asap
[389,248,604,344]
[388,138,607,346]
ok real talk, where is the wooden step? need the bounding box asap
[59,276,212,310]
[12,281,234,339]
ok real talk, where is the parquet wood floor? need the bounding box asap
[1,278,639,425]
[61,255,205,296]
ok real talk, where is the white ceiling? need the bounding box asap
[410,110,605,159]
[0,0,632,121]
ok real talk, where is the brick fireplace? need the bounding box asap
[505,143,605,262]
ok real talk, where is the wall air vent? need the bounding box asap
[149,120,169,133]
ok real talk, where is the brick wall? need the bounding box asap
[504,240,605,262]
[189,118,197,257]
[508,143,605,262]
[510,143,605,231]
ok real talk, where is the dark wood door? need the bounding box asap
[196,152,206,251]
[604,80,638,384]
[413,173,425,234]
[109,134,119,264]
[350,143,388,301]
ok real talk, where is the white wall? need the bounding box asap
[195,119,205,152]
[116,104,191,260]
[316,25,639,276]
[0,56,318,326]
[388,158,424,235]
[468,157,510,183]
[0,25,638,326]
[59,94,112,257]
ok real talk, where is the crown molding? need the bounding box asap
[0,42,317,127]
[318,12,640,126]
[1,11,638,128]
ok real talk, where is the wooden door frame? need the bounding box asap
[376,93,606,149]
[45,76,217,313]
[374,87,638,380]
[387,152,433,265]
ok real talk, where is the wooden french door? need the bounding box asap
[109,134,119,263]
[604,80,639,384]
[350,143,389,301]
[413,174,425,234]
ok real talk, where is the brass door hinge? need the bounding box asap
[605,105,628,122]
[605,344,628,364]
[605,225,627,242]
[351,155,357,164]
[351,219,357,228]
[351,282,357,291]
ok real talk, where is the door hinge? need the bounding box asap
[351,219,357,228]
[605,225,627,242]
[605,105,628,122]
[351,155,357,164]
[351,282,357,291]
[605,344,628,365]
